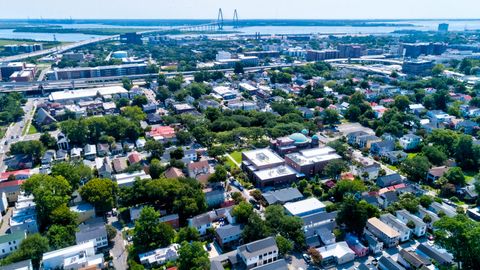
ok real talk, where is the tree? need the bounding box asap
[454,135,480,170]
[234,62,244,74]
[421,145,447,166]
[423,215,432,224]
[322,109,339,126]
[406,220,416,229]
[49,204,77,227]
[176,227,200,243]
[307,247,323,265]
[148,159,164,179]
[167,79,182,92]
[443,167,466,186]
[276,235,293,256]
[337,196,379,236]
[79,178,118,213]
[231,192,245,204]
[145,140,164,160]
[265,205,305,249]
[133,206,175,253]
[22,174,72,229]
[329,179,366,202]
[400,156,431,182]
[40,132,57,149]
[177,241,210,270]
[208,165,228,183]
[345,105,362,122]
[46,224,76,249]
[242,212,270,243]
[432,64,445,76]
[131,95,148,107]
[419,195,434,208]
[324,159,348,180]
[434,215,480,269]
[1,234,49,269]
[9,140,45,164]
[51,162,92,190]
[394,95,410,111]
[122,106,146,122]
[106,224,117,242]
[157,73,167,85]
[232,201,253,224]
[122,77,133,90]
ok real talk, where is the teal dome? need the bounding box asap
[312,134,319,140]
[301,129,308,135]
[289,133,309,144]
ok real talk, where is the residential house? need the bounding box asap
[399,134,421,151]
[42,241,103,270]
[35,108,57,127]
[395,210,427,237]
[316,241,355,267]
[358,163,381,181]
[357,135,381,149]
[262,187,303,205]
[159,214,180,229]
[370,141,395,156]
[416,243,453,267]
[345,234,368,257]
[113,170,151,187]
[426,166,448,183]
[83,144,97,161]
[187,160,211,181]
[110,143,123,155]
[429,202,457,218]
[204,184,226,208]
[70,203,95,223]
[380,213,411,242]
[75,218,108,251]
[398,249,431,269]
[188,207,235,236]
[366,217,400,248]
[378,256,405,270]
[301,211,337,248]
[0,169,31,182]
[381,151,407,164]
[416,206,440,229]
[0,180,26,203]
[284,198,325,217]
[215,224,243,248]
[377,174,403,188]
[96,143,110,157]
[378,191,399,209]
[112,157,128,173]
[164,167,185,179]
[10,194,38,234]
[364,230,383,255]
[0,259,33,270]
[70,147,82,160]
[128,152,142,164]
[41,150,56,165]
[55,149,68,162]
[97,157,113,179]
[56,132,69,150]
[0,231,26,258]
[138,244,180,267]
[237,237,279,269]
[346,131,369,145]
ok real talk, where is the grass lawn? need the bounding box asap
[230,151,242,164]
[387,164,398,171]
[27,125,38,135]
[407,153,418,159]
[0,127,5,139]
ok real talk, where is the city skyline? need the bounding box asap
[1,0,480,20]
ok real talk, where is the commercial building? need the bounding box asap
[284,147,341,178]
[0,62,25,79]
[113,170,152,187]
[366,217,400,248]
[47,63,147,80]
[438,23,449,33]
[402,60,434,76]
[401,43,447,58]
[270,132,319,156]
[48,86,129,103]
[212,86,237,100]
[241,149,297,187]
[42,241,103,270]
[338,44,364,58]
[284,198,325,217]
[306,50,340,61]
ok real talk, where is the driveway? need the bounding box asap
[109,216,128,270]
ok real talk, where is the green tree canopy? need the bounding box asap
[79,178,118,213]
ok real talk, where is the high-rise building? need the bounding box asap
[401,43,447,58]
[438,23,449,33]
[402,60,434,76]
[338,44,364,58]
[306,50,340,61]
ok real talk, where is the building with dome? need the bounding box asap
[270,132,320,156]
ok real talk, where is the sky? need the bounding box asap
[1,0,479,20]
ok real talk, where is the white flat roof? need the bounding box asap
[284,198,325,216]
[43,241,94,261]
[243,148,284,168]
[49,86,128,102]
[254,165,297,181]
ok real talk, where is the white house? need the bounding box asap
[380,213,411,242]
[42,241,103,270]
[399,134,421,150]
[237,237,278,269]
[317,241,355,266]
[139,243,180,267]
[75,218,108,250]
[396,210,427,237]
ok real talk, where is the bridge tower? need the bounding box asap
[233,9,239,29]
[217,8,224,30]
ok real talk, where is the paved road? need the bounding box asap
[0,208,13,234]
[109,216,128,270]
[0,98,38,172]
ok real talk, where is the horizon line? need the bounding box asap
[0,18,479,21]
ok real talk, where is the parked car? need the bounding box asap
[303,253,311,263]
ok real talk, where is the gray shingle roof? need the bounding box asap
[238,236,277,260]
[215,224,243,240]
